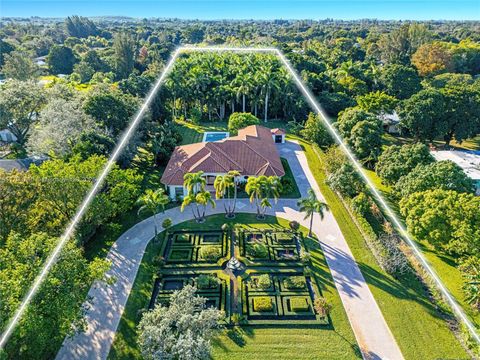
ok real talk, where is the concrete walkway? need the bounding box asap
[56,141,403,360]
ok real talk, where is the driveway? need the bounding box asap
[56,141,403,360]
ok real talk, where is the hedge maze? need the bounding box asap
[150,228,328,326]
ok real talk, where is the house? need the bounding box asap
[0,156,47,172]
[161,125,285,199]
[378,111,401,134]
[431,150,480,195]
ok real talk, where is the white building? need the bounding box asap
[431,150,480,195]
[378,111,401,134]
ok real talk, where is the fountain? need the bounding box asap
[225,256,245,275]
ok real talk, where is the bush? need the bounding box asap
[246,243,269,259]
[253,274,272,289]
[300,250,311,265]
[200,246,222,262]
[196,274,219,289]
[188,107,202,124]
[280,177,295,195]
[290,298,309,312]
[162,218,172,230]
[228,112,260,134]
[283,276,307,290]
[327,163,365,198]
[289,220,300,232]
[314,297,332,316]
[253,297,273,312]
[351,192,371,216]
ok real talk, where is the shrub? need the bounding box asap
[253,274,272,290]
[162,218,172,230]
[228,112,260,134]
[283,276,307,290]
[200,246,222,262]
[246,243,268,259]
[280,176,295,195]
[253,297,273,312]
[300,250,311,265]
[290,298,309,312]
[327,163,365,198]
[351,192,371,216]
[188,107,202,124]
[196,274,219,289]
[314,297,332,316]
[289,220,300,232]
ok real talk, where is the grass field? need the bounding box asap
[294,137,470,360]
[108,214,361,360]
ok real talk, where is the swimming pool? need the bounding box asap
[202,131,229,142]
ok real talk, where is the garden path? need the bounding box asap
[56,141,403,360]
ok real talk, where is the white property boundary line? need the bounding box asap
[1,46,478,349]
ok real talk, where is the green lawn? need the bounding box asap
[294,137,470,360]
[108,214,361,360]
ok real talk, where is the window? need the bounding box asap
[175,187,184,197]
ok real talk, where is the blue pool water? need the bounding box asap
[203,132,229,142]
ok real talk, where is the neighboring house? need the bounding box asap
[0,129,17,143]
[161,125,285,199]
[378,111,401,134]
[0,156,47,172]
[431,150,480,195]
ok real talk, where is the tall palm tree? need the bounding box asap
[245,176,264,219]
[297,189,330,237]
[183,171,206,195]
[245,175,281,219]
[228,170,241,216]
[214,171,241,218]
[136,188,170,239]
[259,63,280,122]
[181,190,216,222]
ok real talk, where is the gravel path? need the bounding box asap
[56,141,403,360]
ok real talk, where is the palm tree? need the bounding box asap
[181,190,215,222]
[297,189,330,237]
[214,170,241,218]
[228,170,241,216]
[137,188,170,239]
[258,63,280,122]
[196,191,216,221]
[183,171,206,195]
[245,176,264,219]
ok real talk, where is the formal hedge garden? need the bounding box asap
[150,225,328,326]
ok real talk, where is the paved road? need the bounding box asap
[56,141,403,360]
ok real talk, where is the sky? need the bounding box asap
[1,0,479,20]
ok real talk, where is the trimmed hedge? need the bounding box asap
[283,276,307,290]
[290,298,309,312]
[200,246,222,261]
[253,297,273,312]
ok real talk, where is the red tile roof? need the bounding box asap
[161,125,285,186]
[270,128,286,135]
